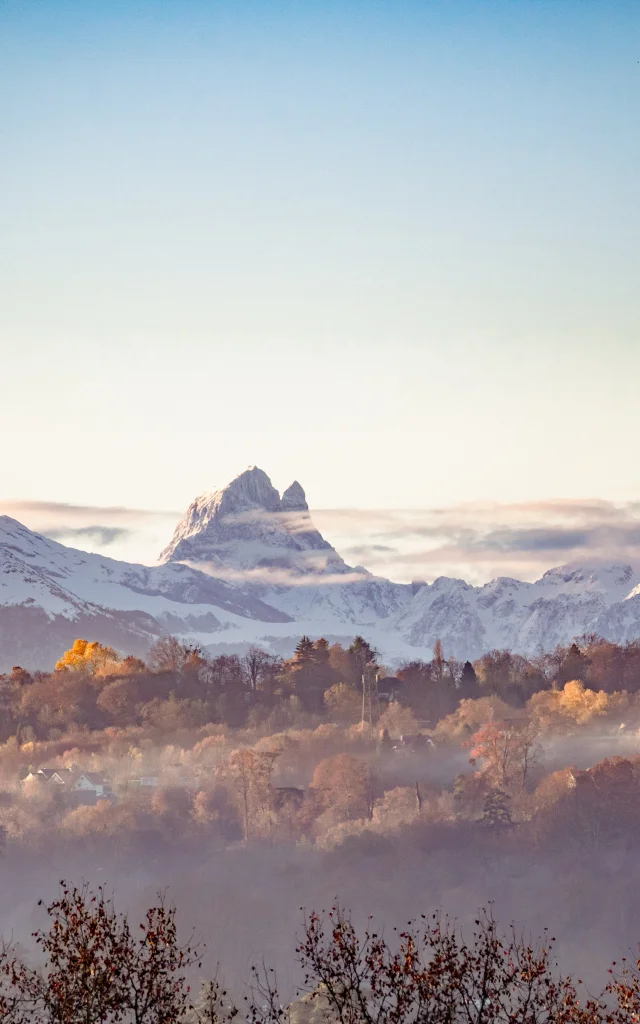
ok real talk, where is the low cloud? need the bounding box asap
[2,496,640,586]
[180,560,372,588]
[0,500,180,565]
[0,499,180,526]
[45,525,132,547]
[221,508,319,535]
[314,500,640,584]
[345,544,396,556]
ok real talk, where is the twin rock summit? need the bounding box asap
[0,466,639,671]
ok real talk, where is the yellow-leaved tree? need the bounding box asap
[528,679,628,732]
[55,639,120,675]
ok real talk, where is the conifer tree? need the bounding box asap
[460,660,480,699]
[481,787,513,829]
[293,636,315,664]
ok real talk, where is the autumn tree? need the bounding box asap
[216,747,281,842]
[55,639,120,675]
[556,641,590,685]
[150,785,194,841]
[0,881,201,1024]
[253,904,590,1024]
[434,696,513,742]
[527,679,625,732]
[97,676,142,725]
[328,643,360,687]
[8,886,640,1024]
[311,754,375,822]
[395,660,456,726]
[141,694,209,732]
[473,650,545,706]
[376,702,419,739]
[147,636,200,675]
[469,720,541,789]
[323,683,361,725]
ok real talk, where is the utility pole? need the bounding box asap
[361,665,379,739]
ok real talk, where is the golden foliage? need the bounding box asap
[55,639,120,675]
[528,680,628,732]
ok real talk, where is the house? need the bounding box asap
[38,768,74,785]
[129,776,159,788]
[21,767,73,788]
[71,772,110,798]
[20,768,111,801]
[20,771,48,788]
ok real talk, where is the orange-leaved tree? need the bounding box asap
[55,639,120,675]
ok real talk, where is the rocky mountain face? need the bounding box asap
[159,467,411,628]
[160,466,348,576]
[2,467,640,670]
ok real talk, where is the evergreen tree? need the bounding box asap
[312,637,330,665]
[480,787,513,830]
[459,660,480,699]
[294,636,315,664]
[289,637,331,713]
[430,639,446,687]
[349,636,378,668]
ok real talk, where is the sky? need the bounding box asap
[1,0,639,583]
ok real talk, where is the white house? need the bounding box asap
[71,772,110,797]
[20,768,111,799]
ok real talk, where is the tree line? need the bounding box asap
[3,632,640,742]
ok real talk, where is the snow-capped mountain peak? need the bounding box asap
[158,468,412,633]
[2,470,640,672]
[159,466,344,576]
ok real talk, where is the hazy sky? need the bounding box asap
[1,0,639,580]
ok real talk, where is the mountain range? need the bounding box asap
[1,466,640,671]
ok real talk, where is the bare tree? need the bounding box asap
[243,648,282,693]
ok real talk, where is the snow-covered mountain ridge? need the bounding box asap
[394,563,640,662]
[0,514,291,669]
[160,468,640,662]
[2,467,640,670]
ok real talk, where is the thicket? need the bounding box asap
[5,882,640,1024]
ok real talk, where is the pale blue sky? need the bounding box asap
[1,0,639,579]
